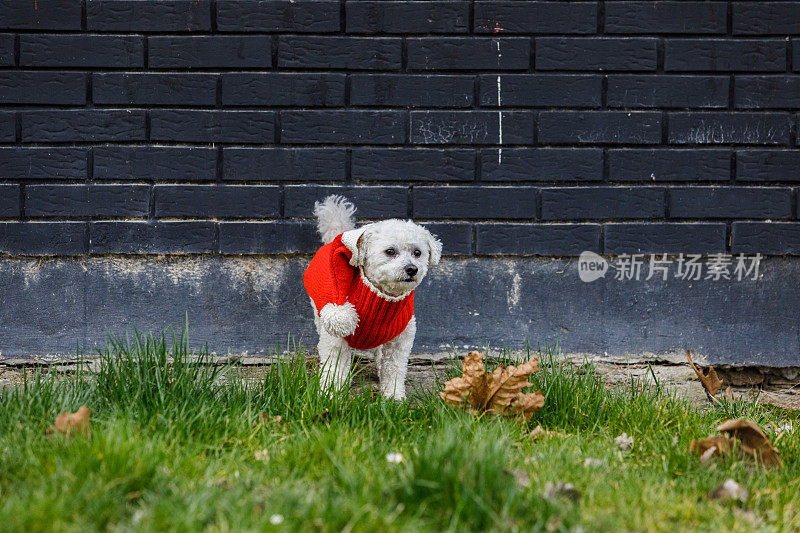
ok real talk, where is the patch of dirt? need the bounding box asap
[2,353,799,410]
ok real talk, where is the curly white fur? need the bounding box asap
[314,195,356,244]
[310,195,442,400]
[319,302,359,338]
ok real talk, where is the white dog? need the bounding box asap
[304,195,442,399]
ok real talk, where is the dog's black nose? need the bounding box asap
[405,265,418,277]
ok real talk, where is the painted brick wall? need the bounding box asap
[2,1,800,257]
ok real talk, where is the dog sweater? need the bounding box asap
[304,232,414,350]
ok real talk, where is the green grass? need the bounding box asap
[1,331,799,532]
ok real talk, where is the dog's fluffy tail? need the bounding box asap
[314,195,356,243]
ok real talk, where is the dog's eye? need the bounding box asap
[385,248,396,256]
[413,249,422,257]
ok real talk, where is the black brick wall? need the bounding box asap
[2,0,800,257]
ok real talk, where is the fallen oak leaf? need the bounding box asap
[718,419,782,467]
[52,406,91,438]
[686,350,723,400]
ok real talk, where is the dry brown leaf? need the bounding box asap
[686,350,723,398]
[689,434,734,457]
[511,391,546,421]
[52,406,91,438]
[718,419,782,467]
[441,351,544,420]
[690,420,782,468]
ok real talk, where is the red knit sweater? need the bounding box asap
[304,233,414,350]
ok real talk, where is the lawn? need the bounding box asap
[0,331,798,532]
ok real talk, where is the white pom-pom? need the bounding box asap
[319,302,359,337]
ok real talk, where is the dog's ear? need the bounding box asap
[426,230,442,266]
[341,226,367,267]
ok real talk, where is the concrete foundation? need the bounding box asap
[1,255,798,366]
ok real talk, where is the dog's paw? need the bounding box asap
[320,302,359,338]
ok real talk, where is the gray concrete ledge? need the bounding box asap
[1,255,799,366]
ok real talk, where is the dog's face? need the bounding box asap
[353,220,441,297]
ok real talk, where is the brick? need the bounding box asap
[607,76,729,109]
[281,111,405,144]
[481,148,603,181]
[216,1,339,32]
[605,223,726,254]
[93,147,217,181]
[93,73,217,106]
[222,73,345,107]
[420,222,472,255]
[609,149,731,181]
[0,0,81,30]
[148,36,272,68]
[474,1,596,34]
[737,151,800,181]
[0,222,86,255]
[278,37,401,70]
[794,40,800,71]
[476,223,601,255]
[732,222,800,254]
[480,75,601,107]
[0,148,87,180]
[351,149,475,181]
[87,0,211,32]
[150,111,275,143]
[90,222,215,254]
[542,187,665,220]
[668,113,792,145]
[538,112,661,145]
[665,40,786,72]
[413,186,536,219]
[20,35,144,67]
[733,3,800,35]
[537,38,657,71]
[407,38,529,70]
[735,77,800,109]
[223,148,346,181]
[0,34,13,66]
[25,185,150,218]
[20,110,146,142]
[350,75,473,108]
[606,2,727,34]
[670,187,792,219]
[284,186,407,218]
[219,221,318,254]
[348,1,468,34]
[0,185,19,217]
[0,112,14,142]
[155,185,280,218]
[410,111,533,145]
[0,72,86,105]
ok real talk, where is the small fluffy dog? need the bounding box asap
[304,195,442,399]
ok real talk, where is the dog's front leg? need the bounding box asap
[317,329,353,393]
[375,316,416,400]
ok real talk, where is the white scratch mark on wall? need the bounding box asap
[496,41,503,165]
